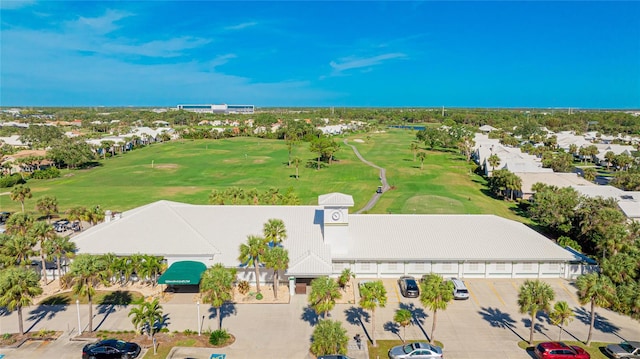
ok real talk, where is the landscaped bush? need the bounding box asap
[31,167,61,179]
[237,280,250,295]
[255,292,263,300]
[0,174,25,188]
[209,329,230,346]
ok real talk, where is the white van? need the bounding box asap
[451,278,469,300]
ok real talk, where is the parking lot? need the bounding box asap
[1,278,638,359]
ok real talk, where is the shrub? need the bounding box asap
[0,174,25,188]
[31,167,61,179]
[209,329,230,346]
[255,292,263,300]
[183,329,196,335]
[237,280,250,295]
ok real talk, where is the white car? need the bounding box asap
[388,342,443,359]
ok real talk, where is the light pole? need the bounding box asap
[76,299,82,335]
[197,301,201,336]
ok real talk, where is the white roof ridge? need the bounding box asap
[165,202,223,254]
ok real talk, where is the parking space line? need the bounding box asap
[511,280,520,292]
[558,280,581,307]
[393,281,401,302]
[467,282,480,306]
[488,282,506,306]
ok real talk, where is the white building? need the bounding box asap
[177,104,255,115]
[71,193,590,287]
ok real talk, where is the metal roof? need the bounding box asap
[341,214,576,262]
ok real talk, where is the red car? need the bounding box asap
[534,342,590,359]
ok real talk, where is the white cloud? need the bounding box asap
[66,9,134,35]
[224,21,258,31]
[329,53,407,74]
[103,36,212,58]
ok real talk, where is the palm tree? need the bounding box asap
[64,254,109,333]
[419,273,454,344]
[410,142,419,161]
[225,186,245,205]
[417,151,426,170]
[238,235,268,293]
[139,255,164,286]
[10,185,32,212]
[66,206,87,230]
[309,276,341,318]
[245,188,260,205]
[263,247,288,300]
[359,280,387,347]
[29,221,57,284]
[5,212,34,237]
[517,279,555,344]
[394,308,413,343]
[337,268,355,291]
[44,235,76,280]
[128,298,164,339]
[35,196,58,223]
[209,189,225,205]
[0,234,36,267]
[0,266,43,334]
[263,218,287,247]
[549,301,574,340]
[575,273,616,345]
[487,154,501,173]
[292,156,301,179]
[200,263,237,329]
[310,319,349,356]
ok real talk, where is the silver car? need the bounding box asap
[388,342,443,359]
[604,341,640,358]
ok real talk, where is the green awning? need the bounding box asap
[158,261,207,285]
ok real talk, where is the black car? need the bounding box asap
[398,276,420,298]
[82,339,141,359]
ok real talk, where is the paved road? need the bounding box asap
[1,278,639,359]
[343,139,389,213]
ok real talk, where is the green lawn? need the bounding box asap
[0,130,523,221]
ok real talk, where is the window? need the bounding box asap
[388,262,398,271]
[495,262,506,271]
[360,263,371,271]
[548,263,559,271]
[441,263,452,271]
[414,262,425,271]
[468,263,479,271]
[523,263,533,271]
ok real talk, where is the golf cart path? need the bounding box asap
[343,139,389,214]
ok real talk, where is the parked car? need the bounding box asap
[53,219,70,232]
[82,339,141,359]
[388,341,443,359]
[534,342,590,359]
[604,341,640,358]
[318,355,354,359]
[398,276,420,298]
[450,278,470,300]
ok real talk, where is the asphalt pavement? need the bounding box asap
[1,278,639,359]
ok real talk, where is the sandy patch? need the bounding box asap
[153,163,179,169]
[353,139,365,143]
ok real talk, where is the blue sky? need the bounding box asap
[1,1,639,108]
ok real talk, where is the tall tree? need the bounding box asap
[575,273,615,345]
[262,247,288,300]
[487,154,501,172]
[417,151,426,170]
[419,273,454,344]
[359,280,387,347]
[0,267,43,334]
[44,235,76,280]
[35,196,58,223]
[410,142,419,161]
[238,235,268,293]
[309,276,341,318]
[29,221,57,284]
[263,218,287,247]
[310,319,349,356]
[128,298,164,339]
[10,185,32,213]
[64,254,109,333]
[517,279,555,344]
[394,308,413,343]
[549,301,574,341]
[200,263,237,329]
